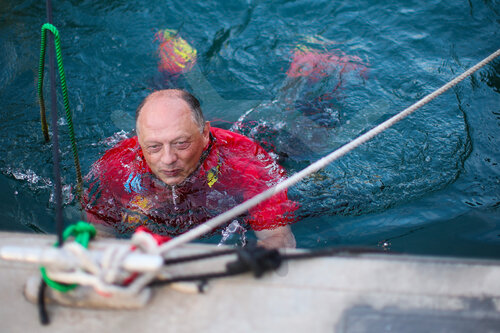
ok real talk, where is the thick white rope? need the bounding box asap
[158,48,500,254]
[41,230,165,295]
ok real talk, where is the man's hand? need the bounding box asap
[255,225,296,249]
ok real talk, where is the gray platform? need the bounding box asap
[1,232,500,333]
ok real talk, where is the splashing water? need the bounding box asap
[3,168,52,189]
[2,168,75,205]
[171,185,179,211]
[218,220,247,247]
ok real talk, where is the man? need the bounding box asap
[85,89,297,248]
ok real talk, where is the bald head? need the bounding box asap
[135,89,210,185]
[136,89,205,134]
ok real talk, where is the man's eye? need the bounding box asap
[148,145,161,152]
[174,141,190,150]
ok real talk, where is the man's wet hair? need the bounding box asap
[136,89,206,132]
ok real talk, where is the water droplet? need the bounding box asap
[171,186,179,211]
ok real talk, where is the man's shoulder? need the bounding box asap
[211,127,259,150]
[209,127,282,175]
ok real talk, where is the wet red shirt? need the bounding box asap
[84,127,297,236]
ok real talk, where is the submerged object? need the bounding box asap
[293,94,341,128]
[155,29,197,75]
[286,44,368,82]
[282,44,369,129]
[231,43,474,220]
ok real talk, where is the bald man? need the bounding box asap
[85,89,297,248]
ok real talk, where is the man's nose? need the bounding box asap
[161,145,178,165]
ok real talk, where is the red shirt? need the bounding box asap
[84,127,297,236]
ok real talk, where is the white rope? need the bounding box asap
[158,48,500,255]
[40,230,169,295]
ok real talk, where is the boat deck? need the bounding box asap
[1,232,500,332]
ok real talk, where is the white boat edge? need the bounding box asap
[1,231,500,333]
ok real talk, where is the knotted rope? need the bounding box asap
[40,221,96,292]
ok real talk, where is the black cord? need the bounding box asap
[280,246,385,260]
[38,279,50,325]
[45,0,64,248]
[152,245,382,288]
[151,246,275,287]
[38,0,62,325]
[149,271,240,287]
[163,248,237,265]
[227,247,282,278]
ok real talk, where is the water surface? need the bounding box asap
[0,0,499,258]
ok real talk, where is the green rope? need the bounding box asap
[40,221,96,292]
[37,23,84,202]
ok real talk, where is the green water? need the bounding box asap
[0,0,499,258]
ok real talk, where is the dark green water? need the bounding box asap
[0,0,499,258]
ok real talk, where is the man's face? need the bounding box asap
[137,96,209,186]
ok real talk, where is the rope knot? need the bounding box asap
[227,246,282,278]
[67,221,96,239]
[41,221,96,292]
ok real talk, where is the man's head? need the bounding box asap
[136,89,210,186]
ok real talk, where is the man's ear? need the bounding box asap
[203,121,211,144]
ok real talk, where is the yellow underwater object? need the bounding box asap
[155,28,197,75]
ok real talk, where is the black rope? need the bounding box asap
[150,246,278,288]
[45,0,63,248]
[149,271,240,287]
[38,280,50,325]
[150,245,384,288]
[163,248,237,265]
[280,246,385,260]
[226,246,282,278]
[38,0,62,325]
